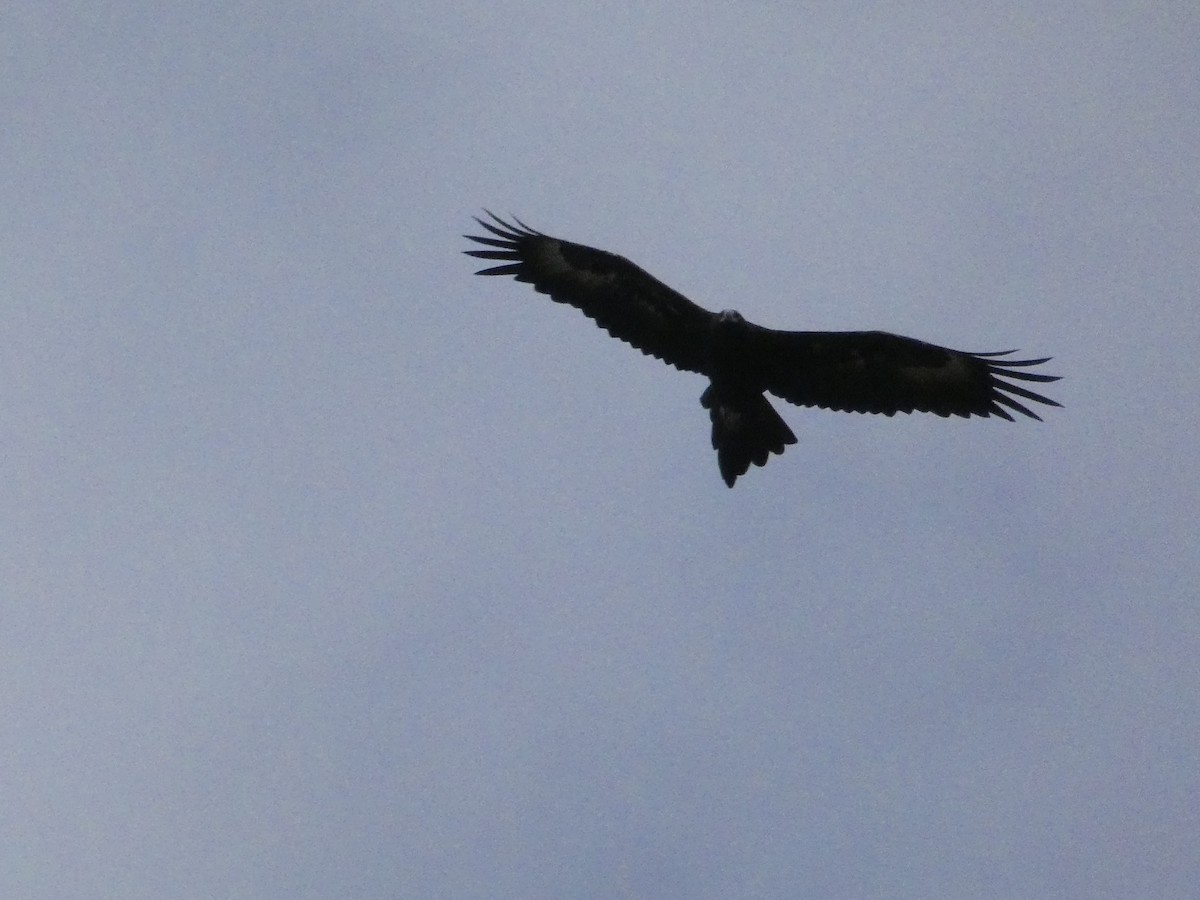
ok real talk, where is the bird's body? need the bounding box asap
[465,213,1060,486]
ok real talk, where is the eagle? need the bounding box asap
[465,212,1061,487]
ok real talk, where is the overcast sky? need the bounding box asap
[3,2,1198,897]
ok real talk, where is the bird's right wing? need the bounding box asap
[465,213,717,375]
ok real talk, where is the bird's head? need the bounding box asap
[717,309,745,324]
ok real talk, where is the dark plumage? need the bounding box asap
[465,212,1061,487]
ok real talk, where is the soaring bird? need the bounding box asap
[465,212,1060,487]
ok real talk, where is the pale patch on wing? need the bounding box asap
[899,355,971,385]
[530,239,601,283]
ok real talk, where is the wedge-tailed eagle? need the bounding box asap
[465,212,1060,487]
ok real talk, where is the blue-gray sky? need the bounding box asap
[4,2,1198,897]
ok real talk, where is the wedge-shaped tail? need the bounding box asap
[700,383,798,487]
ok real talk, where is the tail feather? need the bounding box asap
[700,384,797,487]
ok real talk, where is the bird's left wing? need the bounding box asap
[465,213,717,374]
[742,326,1061,421]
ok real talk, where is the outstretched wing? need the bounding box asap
[464,212,716,374]
[744,327,1061,421]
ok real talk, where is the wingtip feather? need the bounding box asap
[474,263,524,276]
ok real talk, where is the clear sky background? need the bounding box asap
[3,2,1198,897]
